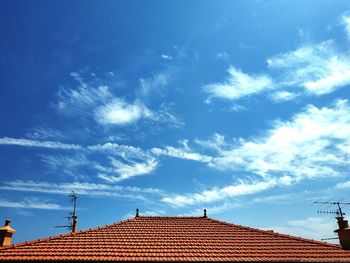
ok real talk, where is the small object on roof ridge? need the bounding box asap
[203,209,207,218]
[136,208,139,217]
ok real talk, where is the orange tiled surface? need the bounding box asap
[1,216,350,262]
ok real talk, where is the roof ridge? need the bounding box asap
[0,217,136,251]
[206,217,341,249]
[137,215,204,218]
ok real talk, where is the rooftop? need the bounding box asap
[1,215,350,262]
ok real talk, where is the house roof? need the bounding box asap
[1,215,350,262]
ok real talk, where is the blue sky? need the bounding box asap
[1,0,350,244]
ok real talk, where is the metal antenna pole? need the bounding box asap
[54,192,78,232]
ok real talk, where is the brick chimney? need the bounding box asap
[334,216,350,250]
[72,215,78,233]
[0,219,16,247]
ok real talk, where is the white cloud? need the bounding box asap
[268,41,350,96]
[269,91,300,102]
[0,137,83,150]
[88,143,150,161]
[1,181,164,200]
[151,146,212,163]
[209,100,350,180]
[336,181,350,189]
[88,141,159,182]
[97,157,158,182]
[162,178,278,207]
[263,217,338,243]
[161,54,173,60]
[0,198,68,210]
[253,194,297,203]
[95,99,154,126]
[0,137,152,162]
[203,66,274,101]
[342,14,350,39]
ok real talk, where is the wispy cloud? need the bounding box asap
[139,73,168,98]
[203,66,274,102]
[40,154,90,178]
[162,178,278,207]
[97,157,158,182]
[0,197,68,210]
[151,139,212,163]
[89,142,159,182]
[253,194,297,203]
[1,181,164,200]
[0,137,83,150]
[26,127,65,140]
[56,72,112,115]
[194,133,228,153]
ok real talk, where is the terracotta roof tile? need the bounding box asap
[1,216,350,262]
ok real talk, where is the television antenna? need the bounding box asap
[314,200,350,219]
[54,191,78,232]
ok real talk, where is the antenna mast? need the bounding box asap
[54,191,78,232]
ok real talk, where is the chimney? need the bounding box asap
[0,219,16,247]
[72,215,78,233]
[334,216,350,250]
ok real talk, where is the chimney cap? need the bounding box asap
[0,219,16,233]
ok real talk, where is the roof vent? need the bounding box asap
[203,209,207,218]
[136,208,139,217]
